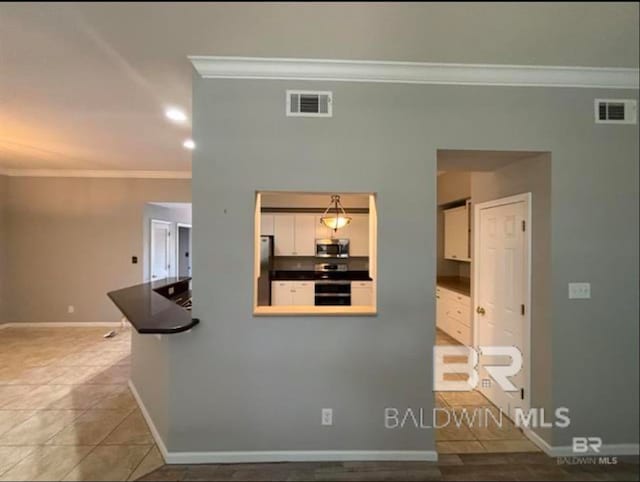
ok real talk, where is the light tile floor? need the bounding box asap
[0,326,163,481]
[435,328,540,454]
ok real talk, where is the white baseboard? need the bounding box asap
[1,322,122,328]
[523,428,639,457]
[550,444,640,457]
[128,381,437,465]
[166,450,438,464]
[128,380,170,461]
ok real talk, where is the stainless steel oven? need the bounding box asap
[314,263,351,305]
[315,281,351,306]
[315,239,349,258]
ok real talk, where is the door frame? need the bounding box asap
[150,219,173,281]
[176,223,192,278]
[472,192,532,413]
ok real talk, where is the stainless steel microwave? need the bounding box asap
[315,239,349,258]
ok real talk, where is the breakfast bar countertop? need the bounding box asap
[107,277,199,334]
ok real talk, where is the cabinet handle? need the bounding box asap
[435,295,440,299]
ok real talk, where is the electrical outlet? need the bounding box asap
[67,305,75,314]
[569,282,591,299]
[321,408,333,426]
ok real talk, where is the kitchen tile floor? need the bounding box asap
[0,326,163,481]
[435,329,540,454]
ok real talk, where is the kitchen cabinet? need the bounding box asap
[293,215,316,256]
[444,204,470,261]
[260,214,274,236]
[315,215,331,240]
[273,215,295,255]
[351,281,373,306]
[436,286,472,346]
[273,214,316,256]
[349,214,369,257]
[271,281,314,306]
[271,211,368,257]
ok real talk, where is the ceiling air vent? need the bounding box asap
[595,99,637,124]
[286,90,332,117]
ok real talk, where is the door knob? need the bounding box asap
[476,306,486,315]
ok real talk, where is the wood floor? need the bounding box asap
[141,454,639,481]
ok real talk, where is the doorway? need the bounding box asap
[177,223,192,278]
[435,149,549,455]
[150,220,172,281]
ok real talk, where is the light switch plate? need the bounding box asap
[569,282,591,299]
[321,408,333,426]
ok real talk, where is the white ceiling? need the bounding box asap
[1,2,638,171]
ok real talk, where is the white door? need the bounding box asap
[475,194,530,418]
[151,220,172,281]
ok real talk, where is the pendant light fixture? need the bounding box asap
[320,194,352,232]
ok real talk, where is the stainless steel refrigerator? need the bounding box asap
[258,236,274,306]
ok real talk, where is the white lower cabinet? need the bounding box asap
[271,281,314,306]
[351,281,373,306]
[436,286,472,346]
[292,281,315,306]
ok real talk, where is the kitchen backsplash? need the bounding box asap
[273,256,369,271]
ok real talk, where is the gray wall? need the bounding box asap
[0,175,7,323]
[4,177,191,323]
[471,153,553,443]
[164,76,638,455]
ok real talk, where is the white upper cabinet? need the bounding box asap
[341,213,369,256]
[273,213,316,256]
[270,211,369,257]
[273,214,296,255]
[444,204,470,261]
[260,214,274,236]
[293,214,316,256]
[314,215,331,240]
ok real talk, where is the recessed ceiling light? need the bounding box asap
[183,139,195,150]
[165,107,187,123]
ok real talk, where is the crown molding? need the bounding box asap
[0,169,191,179]
[189,56,639,90]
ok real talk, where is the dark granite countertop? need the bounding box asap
[271,270,373,281]
[107,277,199,334]
[437,276,471,297]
